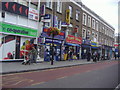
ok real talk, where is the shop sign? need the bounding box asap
[28,8,39,21]
[66,9,70,24]
[40,4,45,16]
[91,41,98,47]
[45,39,62,44]
[1,22,37,37]
[66,35,82,44]
[44,14,51,19]
[2,2,28,17]
[73,28,78,33]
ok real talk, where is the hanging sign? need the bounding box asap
[28,8,39,21]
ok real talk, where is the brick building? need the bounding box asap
[0,0,115,61]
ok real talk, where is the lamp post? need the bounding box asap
[118,33,120,59]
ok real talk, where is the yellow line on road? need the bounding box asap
[57,76,67,80]
[31,81,45,86]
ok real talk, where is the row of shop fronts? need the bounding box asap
[0,22,114,61]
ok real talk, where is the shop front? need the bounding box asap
[81,39,91,59]
[63,35,82,60]
[91,41,99,55]
[0,22,37,61]
[101,45,112,60]
[40,27,65,61]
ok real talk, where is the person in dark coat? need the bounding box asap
[93,52,97,62]
[97,52,100,61]
[87,51,91,61]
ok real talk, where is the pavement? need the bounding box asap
[0,59,116,75]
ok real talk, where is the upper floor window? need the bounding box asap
[69,6,73,18]
[58,20,61,30]
[82,28,86,39]
[82,13,87,25]
[76,10,80,20]
[88,16,91,27]
[30,2,38,10]
[18,0,28,6]
[46,0,52,9]
[57,0,62,13]
[44,22,51,28]
[92,18,95,29]
[96,21,98,31]
[92,31,95,41]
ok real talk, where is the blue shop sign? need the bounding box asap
[45,39,62,44]
[82,39,91,45]
[44,14,51,19]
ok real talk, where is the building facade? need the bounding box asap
[0,0,115,61]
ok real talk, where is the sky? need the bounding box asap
[81,0,119,34]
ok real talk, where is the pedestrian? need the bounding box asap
[93,52,97,62]
[30,46,37,63]
[114,53,117,60]
[68,49,73,61]
[77,53,79,60]
[87,51,91,61]
[97,52,100,61]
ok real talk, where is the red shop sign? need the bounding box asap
[66,35,82,44]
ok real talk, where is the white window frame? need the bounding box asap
[92,18,95,29]
[58,20,61,30]
[46,0,52,9]
[76,10,80,20]
[57,0,62,13]
[30,3,38,10]
[88,16,91,27]
[96,21,98,31]
[82,13,87,25]
[18,0,28,6]
[69,6,73,18]
[92,31,95,41]
[82,28,86,39]
[44,22,51,28]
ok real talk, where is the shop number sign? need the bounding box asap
[66,35,82,44]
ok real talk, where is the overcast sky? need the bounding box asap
[81,0,119,34]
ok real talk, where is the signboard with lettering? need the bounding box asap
[28,8,39,21]
[66,9,70,24]
[66,35,82,44]
[1,22,37,37]
[40,4,45,16]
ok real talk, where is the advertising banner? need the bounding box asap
[28,8,39,21]
[1,22,37,37]
[66,35,82,44]
[2,2,28,17]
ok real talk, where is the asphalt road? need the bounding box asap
[1,60,120,89]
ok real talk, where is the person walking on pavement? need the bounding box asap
[93,51,97,62]
[97,52,100,61]
[68,49,73,61]
[87,51,91,61]
[30,45,37,63]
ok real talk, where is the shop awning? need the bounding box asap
[65,43,80,46]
